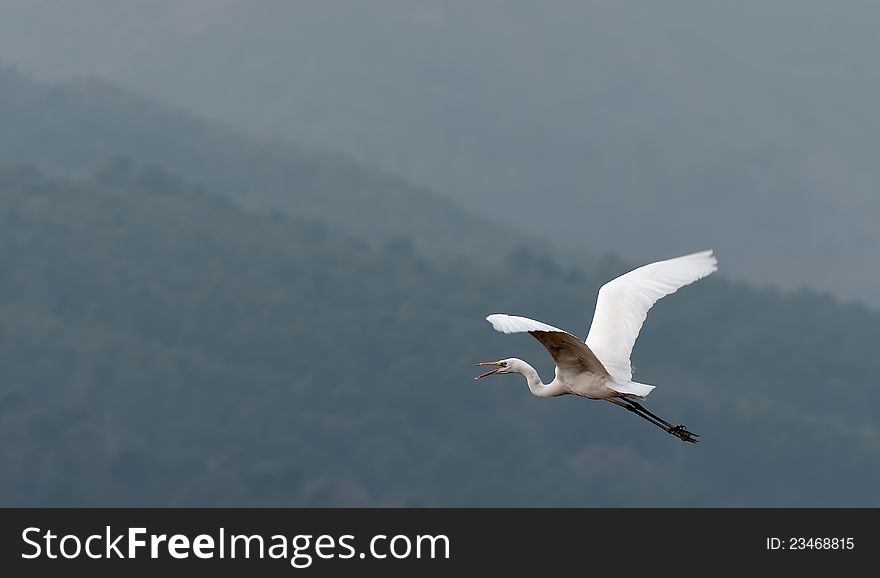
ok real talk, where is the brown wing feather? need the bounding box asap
[529,331,611,377]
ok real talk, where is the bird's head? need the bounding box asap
[474,358,521,379]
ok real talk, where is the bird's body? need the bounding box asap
[476,250,718,443]
[561,371,617,400]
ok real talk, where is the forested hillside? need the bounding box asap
[2,165,878,506]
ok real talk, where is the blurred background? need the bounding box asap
[0,0,878,506]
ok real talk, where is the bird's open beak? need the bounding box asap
[474,361,503,379]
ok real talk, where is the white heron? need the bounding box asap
[475,250,717,443]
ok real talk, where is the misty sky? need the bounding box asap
[1,0,879,305]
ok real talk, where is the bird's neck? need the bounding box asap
[517,363,566,398]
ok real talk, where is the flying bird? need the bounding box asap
[476,250,717,443]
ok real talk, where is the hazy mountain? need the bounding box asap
[1,164,879,507]
[0,64,535,260]
[1,1,878,304]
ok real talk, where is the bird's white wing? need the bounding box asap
[486,314,611,378]
[585,250,717,383]
[486,314,563,334]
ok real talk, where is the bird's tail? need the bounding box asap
[611,381,656,399]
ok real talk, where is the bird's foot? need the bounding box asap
[668,424,699,443]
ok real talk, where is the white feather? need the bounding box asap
[485,314,564,335]
[584,250,718,383]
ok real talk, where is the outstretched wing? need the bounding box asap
[486,314,610,378]
[585,250,717,383]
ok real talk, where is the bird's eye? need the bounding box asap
[501,361,508,367]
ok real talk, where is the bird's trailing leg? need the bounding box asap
[606,398,673,433]
[624,399,674,428]
[627,398,700,443]
[607,397,699,443]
